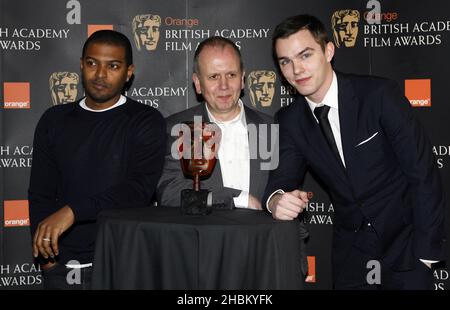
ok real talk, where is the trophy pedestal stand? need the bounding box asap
[180,189,212,215]
[181,173,211,215]
[179,120,219,216]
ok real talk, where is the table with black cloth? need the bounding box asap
[91,207,303,290]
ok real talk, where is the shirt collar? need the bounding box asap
[306,71,338,113]
[206,99,247,127]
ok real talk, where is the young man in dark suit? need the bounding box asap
[264,14,445,289]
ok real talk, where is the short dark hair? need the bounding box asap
[82,30,133,66]
[193,36,243,74]
[272,14,330,55]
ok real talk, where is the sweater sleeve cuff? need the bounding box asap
[69,197,97,222]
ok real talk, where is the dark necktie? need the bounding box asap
[313,105,343,165]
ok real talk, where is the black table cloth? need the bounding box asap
[91,207,303,290]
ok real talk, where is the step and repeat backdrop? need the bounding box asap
[1,0,449,289]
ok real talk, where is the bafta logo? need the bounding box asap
[247,70,276,108]
[49,72,79,105]
[331,10,360,48]
[132,14,161,51]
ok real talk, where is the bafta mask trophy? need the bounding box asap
[178,118,221,215]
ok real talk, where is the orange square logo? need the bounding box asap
[88,24,114,37]
[305,256,316,283]
[4,200,30,227]
[3,82,30,109]
[405,79,431,107]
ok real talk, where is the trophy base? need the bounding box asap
[180,189,212,215]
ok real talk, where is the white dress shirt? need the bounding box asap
[206,100,250,208]
[306,71,346,167]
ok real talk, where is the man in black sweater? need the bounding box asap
[28,30,166,289]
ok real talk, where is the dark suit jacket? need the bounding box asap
[263,72,445,280]
[157,103,275,208]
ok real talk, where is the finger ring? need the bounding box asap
[42,238,51,242]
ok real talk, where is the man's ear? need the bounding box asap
[325,42,335,63]
[192,73,202,94]
[127,64,135,82]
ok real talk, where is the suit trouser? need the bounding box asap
[333,223,434,290]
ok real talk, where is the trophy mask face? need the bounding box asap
[179,121,221,177]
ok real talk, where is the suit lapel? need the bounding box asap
[198,103,211,121]
[297,96,349,185]
[244,107,262,195]
[336,73,359,179]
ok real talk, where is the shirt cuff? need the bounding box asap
[233,191,249,208]
[266,189,285,213]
